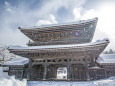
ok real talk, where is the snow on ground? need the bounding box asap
[0,67,27,86]
[28,77,115,86]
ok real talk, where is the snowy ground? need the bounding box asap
[28,78,115,86]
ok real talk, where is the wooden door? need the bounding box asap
[72,64,86,80]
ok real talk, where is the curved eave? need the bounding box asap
[9,43,108,57]
[2,64,26,67]
[99,63,115,65]
[9,39,109,51]
[8,39,109,60]
[19,17,98,30]
[9,42,108,52]
[18,17,98,42]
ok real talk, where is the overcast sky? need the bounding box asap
[0,0,115,50]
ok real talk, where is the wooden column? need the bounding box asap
[43,60,47,80]
[104,69,107,78]
[86,67,90,81]
[28,58,32,80]
[67,59,70,79]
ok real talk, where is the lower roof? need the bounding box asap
[2,57,29,66]
[9,38,109,50]
[97,54,115,64]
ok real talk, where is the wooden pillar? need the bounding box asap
[104,68,107,78]
[86,66,90,81]
[52,65,56,79]
[54,66,57,79]
[67,59,70,79]
[43,60,47,80]
[20,68,23,79]
[95,70,97,80]
[28,58,32,80]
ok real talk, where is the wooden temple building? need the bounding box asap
[4,17,115,81]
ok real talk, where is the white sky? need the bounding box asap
[0,0,115,50]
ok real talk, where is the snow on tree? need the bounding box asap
[109,49,114,54]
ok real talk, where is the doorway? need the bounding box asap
[57,67,67,79]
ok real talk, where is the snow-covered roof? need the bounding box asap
[97,54,115,64]
[2,67,9,71]
[2,57,29,66]
[19,17,98,30]
[0,45,17,61]
[89,66,103,69]
[9,38,109,50]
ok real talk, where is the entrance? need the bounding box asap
[57,67,67,79]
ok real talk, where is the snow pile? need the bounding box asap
[28,77,115,86]
[93,78,115,86]
[0,67,27,86]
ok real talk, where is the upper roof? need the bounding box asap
[19,17,98,30]
[18,17,98,45]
